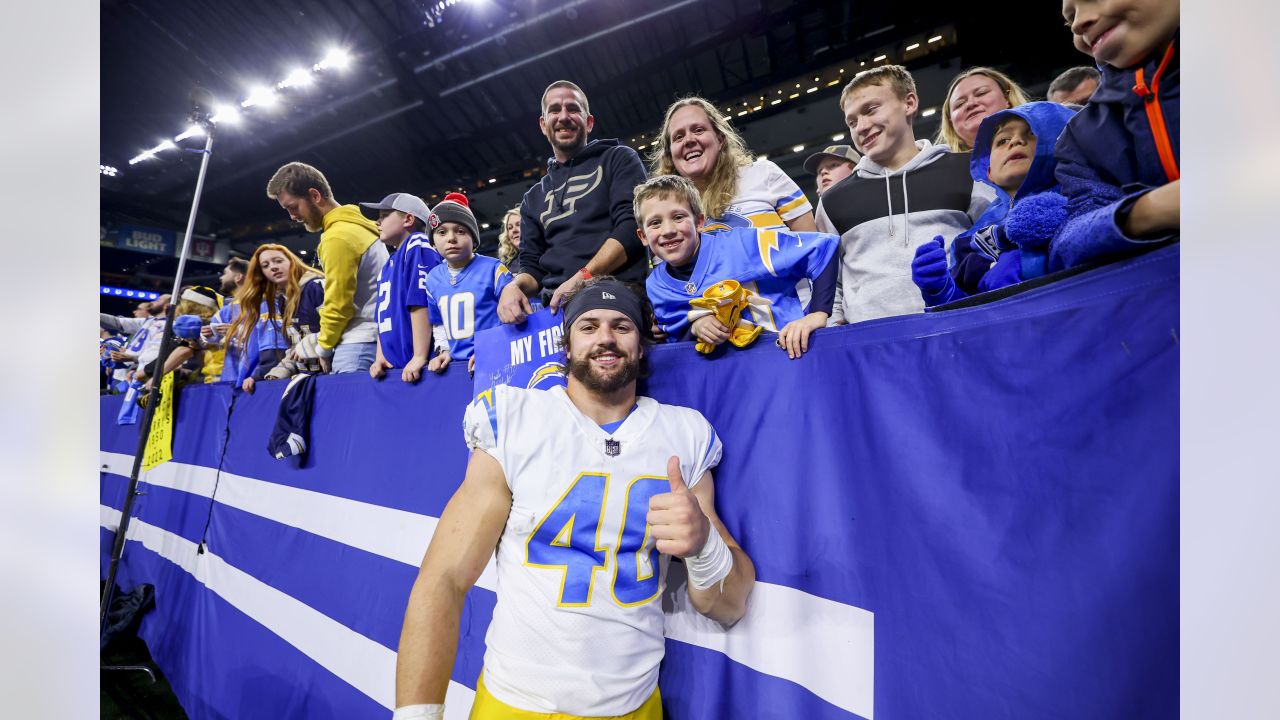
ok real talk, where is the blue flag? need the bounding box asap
[471,307,567,399]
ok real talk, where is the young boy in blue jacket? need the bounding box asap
[911,102,1078,306]
[638,175,839,359]
[1051,0,1179,270]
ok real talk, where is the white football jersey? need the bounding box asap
[463,384,722,716]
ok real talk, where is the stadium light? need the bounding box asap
[316,48,351,71]
[874,55,887,62]
[175,125,205,141]
[241,86,278,109]
[792,145,805,153]
[278,68,313,89]
[99,286,158,297]
[906,43,920,51]
[120,42,354,165]
[928,35,943,43]
[100,164,119,177]
[211,105,241,125]
[921,107,937,117]
[831,133,844,141]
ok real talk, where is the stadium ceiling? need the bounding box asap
[101,0,1077,244]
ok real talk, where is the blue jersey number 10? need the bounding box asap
[525,473,668,608]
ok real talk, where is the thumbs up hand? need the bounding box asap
[647,456,711,558]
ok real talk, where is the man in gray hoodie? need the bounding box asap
[815,65,995,325]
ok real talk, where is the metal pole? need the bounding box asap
[100,129,214,631]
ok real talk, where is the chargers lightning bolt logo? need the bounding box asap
[758,230,780,276]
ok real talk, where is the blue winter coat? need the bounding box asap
[921,102,1076,306]
[1050,33,1179,271]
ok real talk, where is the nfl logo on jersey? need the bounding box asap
[604,438,621,456]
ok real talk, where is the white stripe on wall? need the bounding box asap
[100,505,477,718]
[101,451,497,590]
[664,562,875,718]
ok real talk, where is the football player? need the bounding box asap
[394,278,754,719]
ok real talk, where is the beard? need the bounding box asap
[568,343,640,395]
[299,198,325,233]
[219,277,238,295]
[547,123,587,156]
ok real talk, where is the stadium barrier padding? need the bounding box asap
[100,244,1179,720]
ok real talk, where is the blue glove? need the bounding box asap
[911,236,964,306]
[173,314,204,340]
[978,249,1024,293]
[1005,192,1068,251]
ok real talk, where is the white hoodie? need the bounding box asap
[815,140,995,324]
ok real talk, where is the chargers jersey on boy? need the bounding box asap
[424,254,512,360]
[376,232,443,367]
[463,384,722,716]
[646,225,838,341]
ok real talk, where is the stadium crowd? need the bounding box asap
[101,0,1178,400]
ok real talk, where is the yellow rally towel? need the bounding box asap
[688,280,764,354]
[143,373,176,470]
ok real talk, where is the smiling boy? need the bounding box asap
[1052,0,1179,270]
[814,65,995,325]
[637,175,838,359]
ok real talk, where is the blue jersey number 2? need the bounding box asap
[525,473,668,608]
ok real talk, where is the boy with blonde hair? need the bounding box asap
[637,175,838,359]
[815,64,994,324]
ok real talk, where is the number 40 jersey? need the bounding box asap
[463,384,723,716]
[424,254,512,360]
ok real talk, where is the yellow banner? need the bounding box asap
[142,373,175,471]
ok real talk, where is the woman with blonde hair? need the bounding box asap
[937,67,1031,152]
[652,96,817,235]
[497,206,521,269]
[226,243,325,392]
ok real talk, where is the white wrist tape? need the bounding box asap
[686,526,733,590]
[392,704,444,720]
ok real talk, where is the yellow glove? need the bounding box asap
[688,280,763,353]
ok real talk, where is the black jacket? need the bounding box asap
[517,139,648,292]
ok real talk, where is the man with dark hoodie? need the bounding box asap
[911,102,1078,306]
[1052,0,1179,271]
[267,162,389,374]
[815,65,995,325]
[498,81,648,322]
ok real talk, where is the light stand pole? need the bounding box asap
[100,109,215,634]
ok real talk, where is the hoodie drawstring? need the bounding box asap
[882,168,912,246]
[883,173,894,242]
[900,170,910,247]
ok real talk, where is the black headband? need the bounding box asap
[563,279,645,330]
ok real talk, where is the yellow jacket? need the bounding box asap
[316,205,387,350]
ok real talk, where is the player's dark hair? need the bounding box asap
[559,276,656,380]
[226,257,250,275]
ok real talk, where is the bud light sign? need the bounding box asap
[116,225,176,256]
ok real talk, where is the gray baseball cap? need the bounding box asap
[358,192,431,223]
[803,145,861,175]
